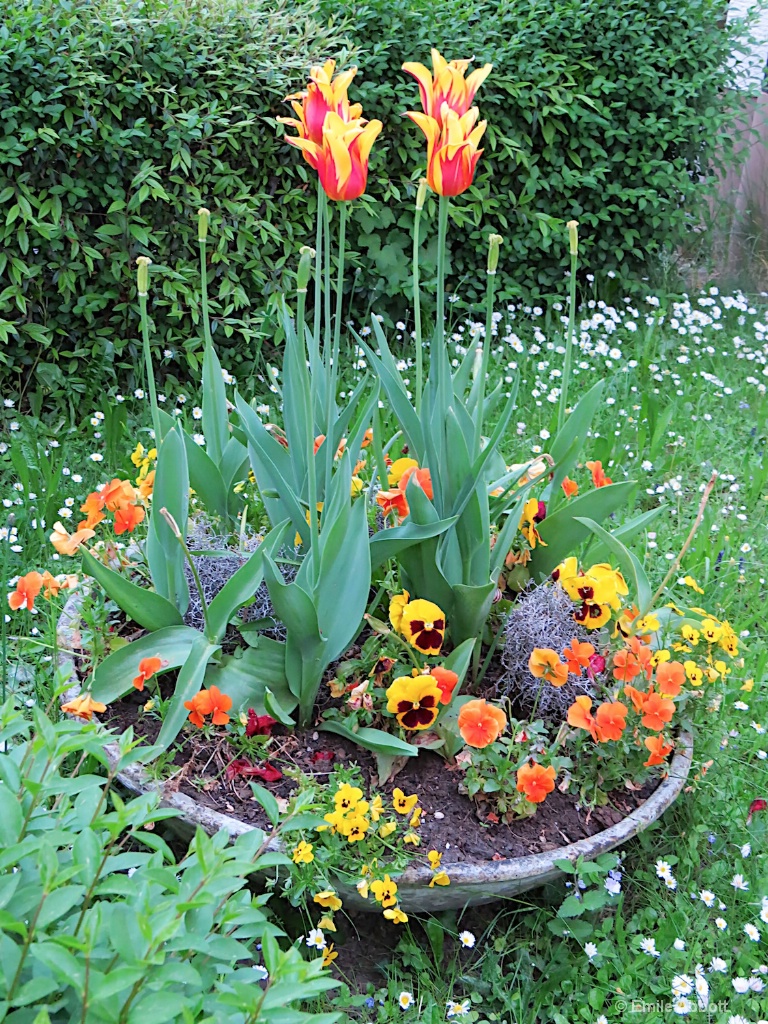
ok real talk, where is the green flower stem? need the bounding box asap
[159,507,213,641]
[323,195,332,356]
[435,194,449,348]
[332,201,348,369]
[314,183,324,342]
[413,201,424,414]
[557,241,579,434]
[138,292,162,445]
[199,236,213,351]
[473,257,499,453]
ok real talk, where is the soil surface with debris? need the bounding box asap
[102,680,657,865]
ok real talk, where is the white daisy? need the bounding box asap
[741,843,752,857]
[585,942,598,962]
[700,890,716,906]
[710,957,727,973]
[745,924,760,942]
[305,929,326,949]
[446,1000,470,1017]
[731,874,749,891]
[715,918,728,931]
[673,939,686,951]
[458,931,475,948]
[671,975,693,996]
[399,992,414,1011]
[640,937,660,957]
[732,977,750,993]
[672,996,692,1015]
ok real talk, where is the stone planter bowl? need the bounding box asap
[58,597,694,912]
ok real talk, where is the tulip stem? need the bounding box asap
[138,292,162,447]
[333,202,348,369]
[314,184,324,342]
[435,195,449,349]
[413,202,424,414]
[323,197,332,358]
[558,243,578,434]
[472,253,498,453]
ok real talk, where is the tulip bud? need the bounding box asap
[415,178,428,211]
[297,245,315,294]
[159,506,181,538]
[567,219,579,256]
[197,207,210,241]
[487,233,503,275]
[136,256,151,297]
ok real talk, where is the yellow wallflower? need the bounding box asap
[392,788,419,815]
[313,891,342,911]
[292,841,314,864]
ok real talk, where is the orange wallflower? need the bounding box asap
[528,647,568,687]
[8,572,43,611]
[561,476,579,499]
[656,660,685,697]
[101,478,138,512]
[644,734,674,767]
[376,488,410,519]
[567,695,598,741]
[398,465,433,501]
[61,693,107,721]
[114,504,146,535]
[516,762,556,803]
[457,699,507,748]
[594,701,628,742]
[562,639,596,676]
[50,521,96,556]
[639,691,674,732]
[586,461,612,488]
[138,470,155,501]
[612,637,653,683]
[402,49,492,123]
[132,655,167,692]
[184,686,233,728]
[430,666,459,705]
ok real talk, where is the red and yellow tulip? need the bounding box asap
[278,60,361,147]
[402,48,492,123]
[406,106,486,197]
[285,111,382,202]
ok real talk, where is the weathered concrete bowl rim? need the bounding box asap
[58,594,694,910]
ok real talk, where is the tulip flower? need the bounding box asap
[402,48,492,123]
[278,60,361,147]
[286,112,382,202]
[407,106,486,197]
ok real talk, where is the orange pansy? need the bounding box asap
[398,466,434,501]
[457,699,507,749]
[528,647,568,687]
[561,476,579,499]
[567,695,598,741]
[516,762,557,803]
[430,666,459,705]
[639,691,675,732]
[376,488,410,519]
[644,733,674,766]
[50,522,96,556]
[656,660,685,697]
[61,693,107,721]
[595,701,629,742]
[586,460,612,488]
[132,655,167,692]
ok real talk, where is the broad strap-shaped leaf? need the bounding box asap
[547,379,605,502]
[319,720,418,757]
[529,481,636,579]
[449,580,496,648]
[145,425,190,614]
[202,341,229,466]
[155,635,221,753]
[80,548,183,633]
[90,625,200,704]
[203,638,296,719]
[369,516,458,570]
[315,491,370,659]
[573,515,653,612]
[182,428,229,521]
[356,322,424,456]
[206,521,290,641]
[587,506,662,564]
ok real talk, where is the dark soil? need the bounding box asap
[103,682,655,866]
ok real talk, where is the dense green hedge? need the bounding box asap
[0,0,743,405]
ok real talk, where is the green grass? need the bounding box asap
[1,283,767,1023]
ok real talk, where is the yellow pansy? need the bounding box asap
[313,891,342,912]
[392,788,419,815]
[428,871,451,887]
[292,841,314,864]
[389,591,411,632]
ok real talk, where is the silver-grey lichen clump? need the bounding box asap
[498,581,595,722]
[183,516,294,639]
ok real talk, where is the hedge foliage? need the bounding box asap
[0,0,744,405]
